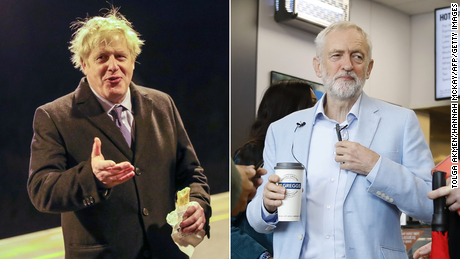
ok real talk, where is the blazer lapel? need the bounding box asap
[295,109,316,168]
[343,93,381,199]
[293,107,317,229]
[74,78,133,160]
[130,84,155,165]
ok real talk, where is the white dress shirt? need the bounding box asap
[262,94,370,258]
[297,94,361,258]
[88,85,135,138]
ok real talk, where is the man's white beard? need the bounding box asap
[322,68,366,99]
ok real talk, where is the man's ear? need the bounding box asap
[313,57,322,78]
[81,58,88,75]
[366,59,374,79]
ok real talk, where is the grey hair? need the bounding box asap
[315,21,373,63]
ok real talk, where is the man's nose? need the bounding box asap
[107,56,119,72]
[342,56,353,71]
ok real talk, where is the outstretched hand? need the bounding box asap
[91,137,135,188]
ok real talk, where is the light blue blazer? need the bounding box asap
[247,93,434,259]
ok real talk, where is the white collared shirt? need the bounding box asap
[297,94,361,259]
[88,85,135,137]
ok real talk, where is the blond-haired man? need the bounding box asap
[28,8,210,259]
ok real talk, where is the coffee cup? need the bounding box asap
[275,162,304,221]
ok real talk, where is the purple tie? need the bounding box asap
[110,105,132,147]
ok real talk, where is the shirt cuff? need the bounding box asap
[366,156,382,184]
[261,204,278,223]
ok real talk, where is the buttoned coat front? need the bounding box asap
[247,93,434,259]
[28,78,211,259]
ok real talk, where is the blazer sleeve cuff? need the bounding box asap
[247,194,277,234]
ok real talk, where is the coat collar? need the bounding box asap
[74,78,153,161]
[130,84,155,164]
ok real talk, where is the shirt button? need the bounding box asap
[327,205,331,209]
[143,208,149,216]
[326,235,330,239]
[331,178,335,182]
[298,234,303,240]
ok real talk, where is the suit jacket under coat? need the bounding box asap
[28,78,211,259]
[246,92,434,259]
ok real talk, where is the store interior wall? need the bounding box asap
[247,0,452,165]
[255,0,453,110]
[410,12,451,109]
[256,0,417,108]
[231,0,259,154]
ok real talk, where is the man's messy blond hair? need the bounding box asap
[69,7,145,71]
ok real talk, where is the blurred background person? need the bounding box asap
[231,162,257,216]
[232,79,316,259]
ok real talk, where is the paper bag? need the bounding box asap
[166,187,205,257]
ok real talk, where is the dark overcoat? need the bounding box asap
[28,78,211,259]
